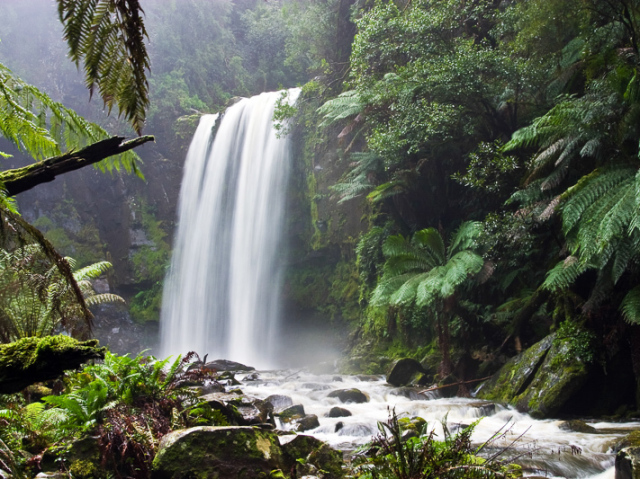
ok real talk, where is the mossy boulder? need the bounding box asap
[0,336,105,394]
[477,333,589,418]
[616,447,640,479]
[295,414,320,432]
[281,435,343,479]
[276,404,306,422]
[326,407,351,418]
[327,388,368,403]
[386,358,425,387]
[477,334,555,403]
[151,426,287,479]
[558,420,597,434]
[513,336,589,418]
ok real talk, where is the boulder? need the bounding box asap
[265,395,293,412]
[386,358,425,387]
[389,387,429,401]
[327,388,369,404]
[326,407,351,418]
[281,435,343,479]
[295,414,320,432]
[477,333,590,418]
[616,447,640,479]
[559,420,597,434]
[277,404,306,422]
[151,426,286,479]
[204,359,255,372]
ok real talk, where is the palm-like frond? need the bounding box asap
[56,0,150,134]
[621,285,640,324]
[0,62,142,176]
[371,222,484,309]
[73,261,113,282]
[330,151,382,203]
[84,293,125,307]
[317,90,364,127]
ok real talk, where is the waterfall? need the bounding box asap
[160,89,300,368]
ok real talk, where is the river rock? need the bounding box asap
[616,446,640,479]
[386,358,425,386]
[326,406,352,418]
[151,426,285,479]
[204,359,255,372]
[281,435,343,479]
[327,388,369,403]
[559,420,597,434]
[265,394,293,412]
[295,414,320,432]
[477,333,589,418]
[277,404,306,422]
[389,387,429,401]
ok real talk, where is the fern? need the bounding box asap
[317,90,364,127]
[56,0,150,134]
[621,285,640,324]
[0,62,142,176]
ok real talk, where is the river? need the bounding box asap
[235,369,638,478]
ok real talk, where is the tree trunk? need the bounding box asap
[0,135,154,196]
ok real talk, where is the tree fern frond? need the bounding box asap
[621,285,640,324]
[447,221,482,257]
[56,0,150,134]
[84,293,125,307]
[73,261,113,282]
[317,90,364,127]
[542,256,590,291]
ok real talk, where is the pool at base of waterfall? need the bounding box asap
[234,369,639,479]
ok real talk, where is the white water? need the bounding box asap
[237,370,638,479]
[160,90,301,368]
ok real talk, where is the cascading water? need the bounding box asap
[160,89,301,368]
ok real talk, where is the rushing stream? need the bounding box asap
[235,369,637,478]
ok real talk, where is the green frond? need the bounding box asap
[317,90,364,127]
[331,151,382,203]
[621,285,640,324]
[542,257,590,292]
[73,261,113,282]
[412,228,446,264]
[84,293,125,307]
[0,62,142,174]
[447,221,482,257]
[366,180,407,203]
[56,0,150,134]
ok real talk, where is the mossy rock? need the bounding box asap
[326,407,351,418]
[558,420,597,434]
[477,334,555,403]
[513,336,589,418]
[616,446,640,479]
[307,443,343,479]
[151,426,287,479]
[295,414,320,432]
[327,388,368,403]
[613,431,640,453]
[277,404,305,422]
[0,336,105,394]
[386,358,424,387]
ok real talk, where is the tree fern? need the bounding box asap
[330,151,382,203]
[0,62,142,176]
[317,90,364,127]
[56,0,150,134]
[621,285,640,324]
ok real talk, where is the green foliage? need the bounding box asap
[354,412,519,479]
[371,223,484,309]
[56,0,150,134]
[0,62,142,175]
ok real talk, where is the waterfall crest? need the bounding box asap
[160,89,300,368]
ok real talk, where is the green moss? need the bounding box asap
[69,459,105,479]
[129,201,171,323]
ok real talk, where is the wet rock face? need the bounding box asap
[151,426,286,479]
[386,358,425,387]
[326,407,352,418]
[616,446,640,479]
[477,333,590,418]
[327,388,369,404]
